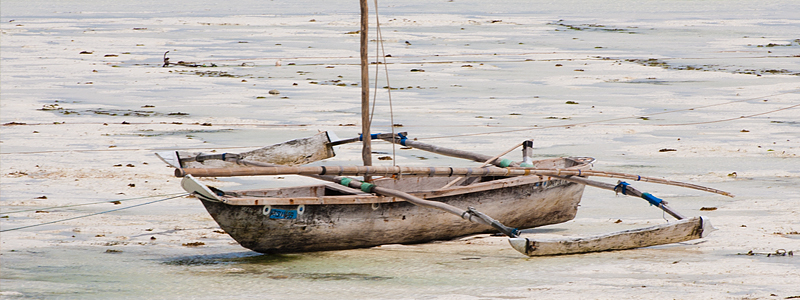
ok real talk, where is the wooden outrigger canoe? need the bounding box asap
[163,131,724,256]
[156,0,727,256]
[183,169,588,253]
[172,142,595,254]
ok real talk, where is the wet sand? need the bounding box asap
[2,0,799,299]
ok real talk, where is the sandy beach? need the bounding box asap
[2,0,799,299]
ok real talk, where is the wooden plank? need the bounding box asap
[219,195,402,206]
[509,216,712,256]
[372,176,460,192]
[201,176,568,205]
[230,185,326,198]
[417,175,566,199]
[224,184,369,198]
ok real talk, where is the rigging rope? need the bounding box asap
[0,193,189,232]
[0,192,188,215]
[654,102,800,127]
[374,0,397,165]
[365,0,398,164]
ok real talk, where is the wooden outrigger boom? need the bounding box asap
[175,164,731,197]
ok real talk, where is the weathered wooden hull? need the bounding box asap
[197,176,586,254]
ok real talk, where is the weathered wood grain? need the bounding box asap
[509,216,711,256]
[190,173,586,253]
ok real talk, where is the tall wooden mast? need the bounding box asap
[360,0,373,176]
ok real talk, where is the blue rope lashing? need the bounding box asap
[359,133,381,141]
[641,193,663,206]
[615,181,630,195]
[360,182,375,193]
[397,132,408,146]
[340,177,352,187]
[499,158,513,168]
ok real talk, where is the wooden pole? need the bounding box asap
[178,165,506,177]
[360,0,372,181]
[174,164,732,197]
[561,176,686,220]
[379,137,733,197]
[382,137,495,164]
[440,142,523,190]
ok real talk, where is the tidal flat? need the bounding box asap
[2,0,799,299]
